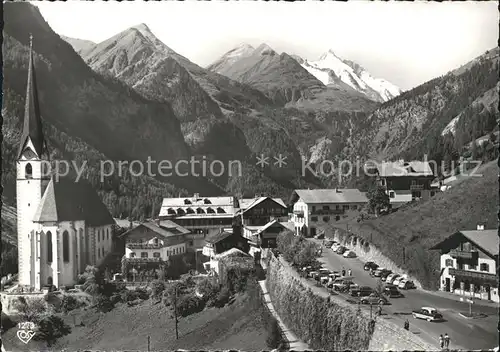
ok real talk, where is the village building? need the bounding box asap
[289,189,368,237]
[375,160,436,208]
[158,194,238,250]
[202,229,250,274]
[430,226,499,303]
[16,39,115,290]
[118,220,191,281]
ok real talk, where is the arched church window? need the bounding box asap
[47,231,53,263]
[63,231,70,262]
[25,163,33,179]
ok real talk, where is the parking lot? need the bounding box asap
[306,239,498,351]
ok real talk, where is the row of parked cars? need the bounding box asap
[363,261,416,290]
[324,240,356,258]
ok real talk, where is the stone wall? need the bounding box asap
[1,292,46,315]
[330,229,424,289]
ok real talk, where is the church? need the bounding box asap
[16,37,115,290]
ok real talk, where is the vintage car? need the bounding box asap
[364,261,379,271]
[399,279,416,290]
[360,293,388,305]
[336,246,348,255]
[383,285,404,298]
[350,285,373,297]
[385,274,400,284]
[412,307,443,322]
[343,250,357,258]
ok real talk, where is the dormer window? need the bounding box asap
[204,199,212,204]
[196,208,205,214]
[216,207,225,214]
[25,163,33,179]
[184,199,192,205]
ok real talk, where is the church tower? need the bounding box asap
[16,35,49,287]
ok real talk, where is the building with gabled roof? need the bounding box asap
[16,38,115,290]
[374,159,436,208]
[430,226,499,302]
[158,193,239,250]
[289,188,367,237]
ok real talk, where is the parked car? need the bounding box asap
[364,262,379,271]
[360,293,388,305]
[412,307,443,322]
[385,274,400,284]
[314,233,325,240]
[324,240,334,247]
[331,243,340,251]
[393,276,405,286]
[380,270,393,281]
[350,285,373,297]
[332,278,354,291]
[343,250,357,258]
[399,279,416,290]
[336,246,347,255]
[374,268,392,278]
[308,271,319,279]
[383,285,404,298]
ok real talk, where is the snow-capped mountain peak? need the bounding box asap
[298,49,402,102]
[255,43,276,55]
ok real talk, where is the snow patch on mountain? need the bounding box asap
[297,49,402,102]
[207,43,254,73]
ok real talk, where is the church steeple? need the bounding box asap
[18,34,45,159]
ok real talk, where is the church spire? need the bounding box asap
[18,34,45,159]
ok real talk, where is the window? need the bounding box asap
[431,191,435,197]
[323,216,330,222]
[107,229,109,240]
[468,264,477,270]
[189,240,194,246]
[62,231,70,262]
[411,180,416,186]
[389,191,395,198]
[141,252,148,258]
[323,205,330,211]
[25,163,33,179]
[153,252,161,258]
[480,263,490,272]
[351,205,358,210]
[129,252,136,258]
[336,205,340,210]
[380,179,386,186]
[343,205,349,211]
[312,206,316,212]
[444,259,453,267]
[311,216,318,222]
[47,231,53,263]
[97,231,100,242]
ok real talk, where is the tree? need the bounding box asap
[34,315,71,347]
[471,140,479,160]
[266,317,283,349]
[366,186,390,215]
[150,280,166,303]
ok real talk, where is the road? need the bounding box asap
[312,239,498,351]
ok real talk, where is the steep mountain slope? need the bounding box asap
[207,44,378,112]
[351,47,499,164]
[207,43,255,74]
[2,3,226,221]
[60,35,96,54]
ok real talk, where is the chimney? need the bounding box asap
[194,193,200,199]
[477,224,484,231]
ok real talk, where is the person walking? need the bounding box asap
[439,335,444,349]
[342,267,346,277]
[348,269,352,277]
[444,333,450,349]
[404,319,409,330]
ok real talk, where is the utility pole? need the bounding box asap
[370,303,373,319]
[403,247,406,264]
[173,286,179,339]
[147,335,150,352]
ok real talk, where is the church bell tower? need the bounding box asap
[16,35,49,287]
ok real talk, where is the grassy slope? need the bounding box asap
[2,294,268,351]
[1,202,17,245]
[335,160,498,289]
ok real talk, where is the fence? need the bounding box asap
[259,289,290,350]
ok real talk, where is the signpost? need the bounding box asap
[460,297,474,316]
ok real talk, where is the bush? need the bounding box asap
[134,287,150,300]
[34,315,71,347]
[14,297,47,323]
[1,312,16,332]
[196,278,220,307]
[266,317,283,349]
[61,295,81,314]
[150,280,166,301]
[176,294,206,317]
[94,294,115,313]
[214,287,230,308]
[277,231,319,268]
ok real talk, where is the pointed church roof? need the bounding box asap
[18,35,45,159]
[33,175,115,227]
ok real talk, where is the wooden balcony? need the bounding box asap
[311,209,344,215]
[449,250,478,261]
[126,243,163,249]
[124,257,162,263]
[410,184,424,191]
[448,268,498,283]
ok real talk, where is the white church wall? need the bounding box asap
[58,221,79,287]
[41,224,58,288]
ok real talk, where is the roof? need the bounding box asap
[205,230,233,244]
[114,218,140,229]
[160,195,235,208]
[255,220,293,236]
[377,161,434,177]
[33,176,115,227]
[291,189,368,204]
[430,229,499,257]
[214,248,251,259]
[157,220,190,235]
[18,39,45,159]
[239,197,286,212]
[119,220,189,239]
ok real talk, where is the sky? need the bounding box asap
[35,1,498,91]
